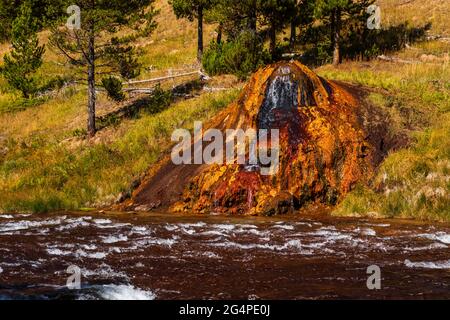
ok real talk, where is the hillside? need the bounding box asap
[0,0,448,221]
[379,0,449,36]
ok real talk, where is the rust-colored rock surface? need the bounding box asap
[124,61,388,215]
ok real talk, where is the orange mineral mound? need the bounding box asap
[124,61,389,215]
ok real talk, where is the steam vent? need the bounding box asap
[126,61,387,215]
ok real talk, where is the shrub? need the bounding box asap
[144,84,173,114]
[101,76,126,102]
[202,31,270,80]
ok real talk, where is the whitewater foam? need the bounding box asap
[0,217,64,233]
[419,232,450,244]
[404,259,450,269]
[79,284,156,300]
[76,249,107,259]
[130,226,150,235]
[353,228,376,236]
[102,234,128,244]
[55,218,91,231]
[272,224,295,230]
[212,239,313,255]
[100,284,156,300]
[179,222,207,228]
[134,237,178,248]
[93,219,112,224]
[46,248,72,256]
[213,224,236,231]
[403,243,448,251]
[82,264,129,280]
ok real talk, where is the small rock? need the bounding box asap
[149,200,162,209]
[134,205,150,212]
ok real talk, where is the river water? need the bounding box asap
[0,212,449,300]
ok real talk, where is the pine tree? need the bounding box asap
[258,0,297,56]
[170,0,213,62]
[210,0,258,39]
[0,0,19,41]
[289,0,315,48]
[50,0,158,137]
[0,0,65,41]
[1,0,45,98]
[204,0,227,44]
[315,0,374,66]
[315,0,348,65]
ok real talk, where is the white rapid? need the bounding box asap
[0,213,449,299]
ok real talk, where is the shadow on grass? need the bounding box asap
[297,22,432,67]
[95,79,204,131]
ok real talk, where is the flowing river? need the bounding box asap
[0,212,449,300]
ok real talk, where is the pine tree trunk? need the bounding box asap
[332,8,341,66]
[248,0,257,34]
[290,20,296,48]
[197,5,204,62]
[87,27,96,137]
[217,22,223,45]
[269,22,276,57]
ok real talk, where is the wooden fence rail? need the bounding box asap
[123,70,203,86]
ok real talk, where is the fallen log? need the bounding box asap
[124,70,202,86]
[377,55,416,64]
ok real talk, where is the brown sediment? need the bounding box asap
[120,61,398,215]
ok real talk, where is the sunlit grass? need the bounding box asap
[335,114,450,221]
[324,59,450,222]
